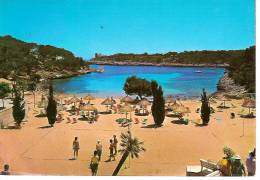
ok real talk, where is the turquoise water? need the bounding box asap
[52,65,224,97]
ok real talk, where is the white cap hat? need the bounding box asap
[234,155,241,160]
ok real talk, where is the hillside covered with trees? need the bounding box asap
[227,46,255,93]
[91,49,245,65]
[0,35,89,79]
[92,46,255,93]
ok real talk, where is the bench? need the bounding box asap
[200,159,218,175]
[186,159,219,176]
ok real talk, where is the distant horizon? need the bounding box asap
[0,0,255,59]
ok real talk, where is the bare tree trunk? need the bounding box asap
[1,99,4,108]
[112,151,129,176]
[33,91,36,108]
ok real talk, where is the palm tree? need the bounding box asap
[112,132,145,176]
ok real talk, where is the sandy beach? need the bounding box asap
[0,92,256,176]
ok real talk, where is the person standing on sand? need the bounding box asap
[231,155,246,176]
[73,137,80,159]
[109,139,115,161]
[246,150,256,176]
[1,164,10,175]
[113,135,118,155]
[96,140,102,161]
[90,151,99,176]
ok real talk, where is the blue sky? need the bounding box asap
[0,0,255,59]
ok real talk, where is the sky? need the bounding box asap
[0,0,255,59]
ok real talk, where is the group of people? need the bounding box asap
[90,135,118,176]
[218,148,256,176]
[71,135,119,176]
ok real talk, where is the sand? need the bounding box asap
[0,92,256,176]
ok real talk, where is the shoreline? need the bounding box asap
[50,64,246,99]
[89,60,229,68]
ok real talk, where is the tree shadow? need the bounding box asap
[68,158,76,160]
[195,123,208,127]
[141,124,163,128]
[78,117,89,121]
[171,120,187,125]
[35,114,46,118]
[38,125,52,129]
[166,114,182,118]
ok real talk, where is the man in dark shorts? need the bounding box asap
[113,135,118,155]
[109,139,115,161]
[96,140,102,161]
[73,137,80,159]
[1,164,10,175]
[90,151,99,176]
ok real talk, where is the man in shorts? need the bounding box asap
[73,137,80,159]
[96,140,102,161]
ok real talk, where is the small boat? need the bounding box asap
[96,66,104,73]
[195,70,202,73]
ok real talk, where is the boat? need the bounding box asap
[195,70,202,73]
[96,66,104,73]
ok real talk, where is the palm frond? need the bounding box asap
[118,132,145,159]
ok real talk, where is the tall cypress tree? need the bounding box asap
[12,88,25,128]
[151,81,165,126]
[46,83,57,127]
[200,88,211,125]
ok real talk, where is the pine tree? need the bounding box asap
[151,81,165,126]
[12,88,25,128]
[46,83,57,127]
[200,88,211,125]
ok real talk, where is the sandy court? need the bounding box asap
[0,93,256,176]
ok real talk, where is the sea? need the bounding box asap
[52,65,225,98]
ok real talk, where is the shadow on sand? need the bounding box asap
[195,123,207,127]
[171,120,187,125]
[35,114,46,118]
[141,124,163,129]
[38,125,53,129]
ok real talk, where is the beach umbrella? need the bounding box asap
[101,98,115,111]
[80,104,97,117]
[242,98,255,114]
[38,95,48,109]
[68,96,81,112]
[83,94,95,104]
[174,106,191,114]
[120,96,134,104]
[165,96,176,104]
[138,99,150,114]
[220,96,231,108]
[119,104,134,130]
[170,101,182,111]
[68,96,80,104]
[55,93,65,104]
[80,104,97,112]
[241,98,255,137]
[209,98,217,104]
